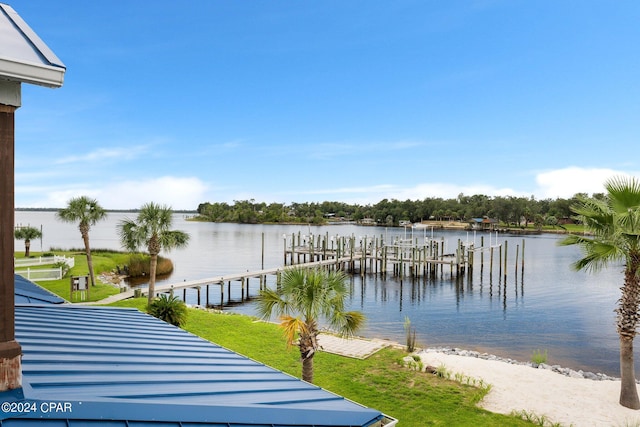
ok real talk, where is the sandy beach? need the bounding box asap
[418,350,640,427]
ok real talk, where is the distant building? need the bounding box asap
[469,217,499,230]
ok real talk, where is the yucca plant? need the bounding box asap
[404,316,417,353]
[148,294,188,327]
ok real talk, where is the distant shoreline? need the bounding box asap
[16,209,576,235]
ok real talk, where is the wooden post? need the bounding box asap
[0,103,21,391]
[220,283,224,309]
[440,237,445,277]
[480,235,484,275]
[361,236,366,276]
[521,238,525,277]
[490,246,494,278]
[499,244,503,279]
[503,240,508,283]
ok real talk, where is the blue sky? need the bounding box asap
[10,1,640,210]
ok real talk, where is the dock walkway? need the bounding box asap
[88,256,356,305]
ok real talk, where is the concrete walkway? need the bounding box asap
[317,333,392,359]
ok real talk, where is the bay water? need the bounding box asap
[15,210,624,376]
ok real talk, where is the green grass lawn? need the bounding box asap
[21,250,535,425]
[109,298,533,426]
[15,250,127,302]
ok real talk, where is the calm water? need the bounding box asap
[15,210,625,376]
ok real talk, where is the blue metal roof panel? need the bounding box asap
[3,304,385,426]
[14,275,65,305]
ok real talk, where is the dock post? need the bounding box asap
[220,283,224,309]
[499,244,503,279]
[521,238,525,276]
[480,236,485,276]
[440,237,445,277]
[515,244,519,280]
[503,240,508,283]
[490,246,494,278]
[361,236,366,276]
[323,236,327,261]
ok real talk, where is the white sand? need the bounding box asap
[418,351,640,427]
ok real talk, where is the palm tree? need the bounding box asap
[256,267,365,383]
[118,202,190,306]
[57,196,106,287]
[560,176,640,409]
[14,226,42,257]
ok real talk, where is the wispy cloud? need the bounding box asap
[306,140,428,160]
[55,145,150,165]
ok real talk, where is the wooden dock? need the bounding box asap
[95,231,523,309]
[282,231,504,279]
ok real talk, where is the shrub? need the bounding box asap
[52,261,70,278]
[435,363,451,379]
[531,349,548,365]
[148,294,188,327]
[127,253,174,277]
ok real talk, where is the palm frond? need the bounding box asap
[606,176,640,213]
[279,315,306,348]
[562,175,640,272]
[329,310,366,338]
[255,288,289,320]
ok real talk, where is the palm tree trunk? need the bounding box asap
[82,232,96,287]
[147,253,158,306]
[299,332,317,383]
[24,239,30,257]
[618,258,640,409]
[620,336,640,409]
[300,348,314,384]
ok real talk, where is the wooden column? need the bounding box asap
[0,103,21,391]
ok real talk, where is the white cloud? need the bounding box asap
[534,167,635,198]
[23,176,209,210]
[97,176,209,210]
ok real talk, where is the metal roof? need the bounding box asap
[0,304,388,426]
[0,3,65,87]
[13,275,65,305]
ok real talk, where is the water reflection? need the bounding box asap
[14,211,626,376]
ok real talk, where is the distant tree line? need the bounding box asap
[196,193,606,227]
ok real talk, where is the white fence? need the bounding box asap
[16,267,65,281]
[15,255,75,281]
[15,255,75,268]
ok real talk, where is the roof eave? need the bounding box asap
[0,56,65,88]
